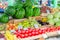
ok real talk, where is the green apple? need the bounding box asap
[54,12,60,18]
[54,18,60,23]
[48,19,55,25]
[47,14,53,19]
[55,21,60,26]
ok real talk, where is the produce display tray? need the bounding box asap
[17,30,60,40]
[2,16,60,40]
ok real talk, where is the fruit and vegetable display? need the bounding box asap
[2,24,60,40]
[14,26,60,38]
[0,0,60,40]
[47,12,60,26]
[7,18,41,30]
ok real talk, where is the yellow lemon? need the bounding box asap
[42,17,47,22]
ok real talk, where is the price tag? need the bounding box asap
[42,34,48,38]
[10,30,15,33]
[18,25,23,29]
[34,24,39,28]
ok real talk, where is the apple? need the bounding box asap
[55,21,60,26]
[48,19,55,25]
[54,12,60,18]
[54,18,60,23]
[47,14,53,19]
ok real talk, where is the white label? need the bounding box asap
[34,24,39,28]
[18,25,23,29]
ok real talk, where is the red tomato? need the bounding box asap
[35,31,39,35]
[28,33,32,37]
[24,34,29,37]
[32,32,36,36]
[38,30,43,34]
[28,29,32,33]
[21,30,25,34]
[25,30,29,34]
[20,34,25,38]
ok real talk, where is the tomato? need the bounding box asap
[24,34,29,37]
[28,33,32,37]
[32,32,36,36]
